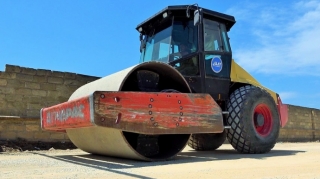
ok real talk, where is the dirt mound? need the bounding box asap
[0,138,76,152]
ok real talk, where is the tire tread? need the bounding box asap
[226,85,279,154]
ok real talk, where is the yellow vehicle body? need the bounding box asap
[230,60,278,102]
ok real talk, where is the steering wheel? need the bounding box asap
[169,52,182,61]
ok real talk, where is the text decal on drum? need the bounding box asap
[46,105,85,124]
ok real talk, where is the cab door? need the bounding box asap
[203,19,232,101]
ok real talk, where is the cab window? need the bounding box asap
[204,20,222,51]
[220,24,231,52]
[170,19,198,60]
[203,19,231,52]
[173,55,199,76]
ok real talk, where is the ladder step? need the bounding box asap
[222,111,229,115]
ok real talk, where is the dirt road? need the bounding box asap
[1,142,320,179]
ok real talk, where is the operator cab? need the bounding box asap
[137,5,235,101]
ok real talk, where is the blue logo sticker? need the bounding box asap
[211,57,223,73]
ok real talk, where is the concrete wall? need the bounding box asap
[0,117,69,142]
[0,64,99,117]
[278,105,320,142]
[0,64,99,142]
[0,64,319,143]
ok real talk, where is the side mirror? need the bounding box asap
[194,9,202,26]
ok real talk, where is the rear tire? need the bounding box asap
[188,131,226,151]
[226,85,280,154]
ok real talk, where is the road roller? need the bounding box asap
[40,5,288,161]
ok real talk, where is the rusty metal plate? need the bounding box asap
[93,91,224,134]
[41,91,224,134]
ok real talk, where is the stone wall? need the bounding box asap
[0,117,69,142]
[278,105,320,142]
[0,64,99,118]
[0,64,99,142]
[0,64,319,143]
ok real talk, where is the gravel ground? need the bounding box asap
[0,139,76,152]
[1,142,320,179]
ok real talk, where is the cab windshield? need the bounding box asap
[140,18,198,63]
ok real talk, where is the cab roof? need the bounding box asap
[136,5,236,33]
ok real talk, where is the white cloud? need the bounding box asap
[278,92,297,101]
[229,0,320,76]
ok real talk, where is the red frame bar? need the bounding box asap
[277,95,288,127]
[41,91,224,134]
[41,94,94,131]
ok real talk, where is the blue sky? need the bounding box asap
[0,0,319,109]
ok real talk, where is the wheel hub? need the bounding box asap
[255,114,265,127]
[253,104,273,137]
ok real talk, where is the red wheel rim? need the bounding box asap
[253,104,273,137]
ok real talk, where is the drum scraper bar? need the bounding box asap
[41,91,224,134]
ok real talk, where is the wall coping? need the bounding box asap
[288,104,320,111]
[0,115,39,121]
